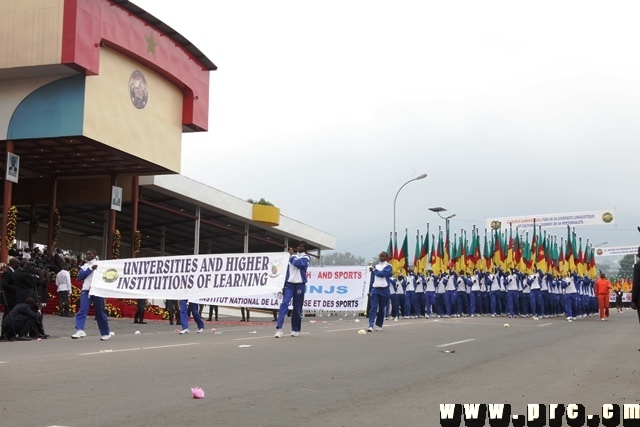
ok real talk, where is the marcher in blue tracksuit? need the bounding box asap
[527,269,544,320]
[469,271,482,317]
[275,241,311,338]
[456,270,470,317]
[396,275,406,318]
[424,271,437,318]
[436,274,446,317]
[444,271,457,317]
[71,249,110,340]
[388,277,399,320]
[404,271,416,318]
[414,273,426,318]
[563,274,579,322]
[367,251,393,331]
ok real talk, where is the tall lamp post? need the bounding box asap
[429,207,456,222]
[429,207,456,260]
[393,173,427,256]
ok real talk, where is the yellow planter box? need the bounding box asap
[252,205,280,226]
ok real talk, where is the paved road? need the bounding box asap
[1,310,639,427]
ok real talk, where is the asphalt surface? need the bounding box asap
[1,309,639,427]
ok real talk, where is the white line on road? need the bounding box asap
[79,348,141,356]
[435,339,476,347]
[0,361,8,364]
[539,323,552,327]
[234,336,273,341]
[142,343,199,350]
[79,342,199,355]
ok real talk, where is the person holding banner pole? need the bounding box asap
[367,251,393,332]
[178,300,205,334]
[275,241,311,338]
[71,249,110,340]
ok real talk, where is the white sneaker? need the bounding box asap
[274,329,283,338]
[291,331,299,337]
[179,329,189,334]
[375,326,382,331]
[367,327,373,332]
[197,328,204,333]
[100,335,110,341]
[71,330,86,339]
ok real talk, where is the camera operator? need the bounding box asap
[1,297,41,341]
[30,263,50,339]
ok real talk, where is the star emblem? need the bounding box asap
[145,32,158,57]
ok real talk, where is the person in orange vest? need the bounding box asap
[594,272,612,321]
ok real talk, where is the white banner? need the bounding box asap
[594,246,638,257]
[485,209,616,231]
[89,252,290,299]
[197,266,369,312]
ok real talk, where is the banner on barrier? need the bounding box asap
[196,266,369,311]
[89,252,290,299]
[595,246,638,257]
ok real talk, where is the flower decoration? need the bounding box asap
[52,209,61,246]
[6,206,18,249]
[105,302,122,318]
[112,229,121,259]
[191,387,205,399]
[134,230,142,253]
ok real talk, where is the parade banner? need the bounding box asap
[89,252,290,299]
[485,209,616,231]
[197,266,369,312]
[594,246,638,257]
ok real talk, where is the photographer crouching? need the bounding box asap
[1,297,41,341]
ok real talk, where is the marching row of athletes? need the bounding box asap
[367,252,605,332]
[383,268,599,321]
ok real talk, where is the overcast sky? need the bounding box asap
[134,0,640,259]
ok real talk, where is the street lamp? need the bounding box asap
[594,241,608,248]
[393,173,427,255]
[429,207,456,221]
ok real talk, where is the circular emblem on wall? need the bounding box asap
[490,220,502,231]
[129,70,148,109]
[596,248,603,256]
[601,212,614,223]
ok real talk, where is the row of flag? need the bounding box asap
[386,221,597,279]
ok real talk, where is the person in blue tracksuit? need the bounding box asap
[505,270,519,318]
[562,274,579,322]
[488,269,502,317]
[388,276,398,320]
[444,271,457,317]
[367,251,393,331]
[424,271,437,318]
[527,269,544,320]
[71,249,110,341]
[178,299,205,334]
[469,271,481,317]
[435,274,446,317]
[404,270,416,318]
[456,270,469,317]
[275,241,311,337]
[414,273,426,318]
[396,275,406,319]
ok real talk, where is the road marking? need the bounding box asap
[300,388,319,393]
[0,361,8,364]
[539,323,552,327]
[142,343,199,350]
[235,336,273,341]
[79,343,199,355]
[326,322,415,333]
[435,339,476,347]
[79,348,141,356]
